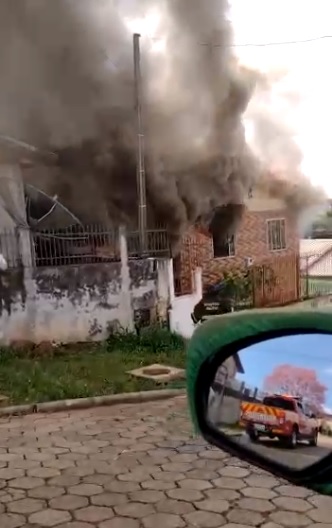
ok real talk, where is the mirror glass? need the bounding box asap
[207,333,332,470]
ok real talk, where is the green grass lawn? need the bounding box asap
[0,329,187,405]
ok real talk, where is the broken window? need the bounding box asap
[213,233,235,258]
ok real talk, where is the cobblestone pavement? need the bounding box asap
[0,395,330,527]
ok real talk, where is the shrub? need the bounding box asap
[106,325,186,354]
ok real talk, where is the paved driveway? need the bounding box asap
[234,432,332,469]
[0,395,330,527]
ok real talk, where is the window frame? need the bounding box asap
[212,233,235,259]
[266,218,287,252]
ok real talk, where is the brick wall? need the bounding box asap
[176,208,300,307]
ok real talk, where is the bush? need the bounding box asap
[106,325,186,354]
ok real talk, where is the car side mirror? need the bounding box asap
[186,309,332,496]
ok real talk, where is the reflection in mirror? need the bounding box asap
[207,334,332,470]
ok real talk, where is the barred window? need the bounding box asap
[267,219,286,251]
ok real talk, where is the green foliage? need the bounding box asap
[212,265,276,309]
[106,326,186,353]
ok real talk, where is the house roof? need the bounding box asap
[234,353,245,374]
[300,239,332,276]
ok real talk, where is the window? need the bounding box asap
[213,233,235,258]
[267,219,286,251]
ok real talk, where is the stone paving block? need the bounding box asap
[161,462,192,473]
[7,498,45,514]
[29,508,72,526]
[195,498,230,514]
[27,466,61,479]
[242,487,277,500]
[166,488,204,502]
[99,519,140,528]
[0,469,24,480]
[307,508,332,524]
[129,490,165,503]
[49,475,81,487]
[218,466,251,478]
[269,511,311,526]
[0,490,26,503]
[205,488,241,501]
[155,498,195,515]
[91,492,127,507]
[28,485,65,499]
[69,484,103,497]
[184,510,226,527]
[239,497,276,513]
[178,478,213,491]
[83,475,112,486]
[74,506,114,523]
[153,471,185,482]
[106,476,142,491]
[213,476,246,490]
[114,502,154,518]
[142,512,185,528]
[185,469,219,480]
[45,458,76,470]
[141,479,175,491]
[199,449,229,460]
[227,508,265,525]
[50,494,89,511]
[245,475,280,488]
[9,477,44,490]
[273,496,311,512]
[274,485,312,499]
[0,513,26,528]
[308,494,332,508]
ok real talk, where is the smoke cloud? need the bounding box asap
[245,77,326,216]
[0,0,325,244]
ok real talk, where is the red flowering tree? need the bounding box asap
[263,364,327,414]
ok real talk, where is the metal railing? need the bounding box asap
[300,253,332,298]
[0,225,171,268]
[33,225,171,267]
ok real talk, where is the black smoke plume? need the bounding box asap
[0,0,325,245]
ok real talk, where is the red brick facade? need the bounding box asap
[174,207,300,307]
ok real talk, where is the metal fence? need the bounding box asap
[0,225,171,268]
[300,253,332,298]
[33,225,171,267]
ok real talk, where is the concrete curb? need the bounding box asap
[0,389,187,418]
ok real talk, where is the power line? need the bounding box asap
[229,35,332,48]
[151,34,332,48]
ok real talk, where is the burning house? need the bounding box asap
[0,1,325,275]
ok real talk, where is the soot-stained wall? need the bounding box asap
[0,259,172,344]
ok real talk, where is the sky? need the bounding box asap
[125,0,332,196]
[236,333,332,411]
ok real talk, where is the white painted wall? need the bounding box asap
[0,228,173,344]
[169,268,203,339]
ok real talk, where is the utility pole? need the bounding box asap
[133,33,147,254]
